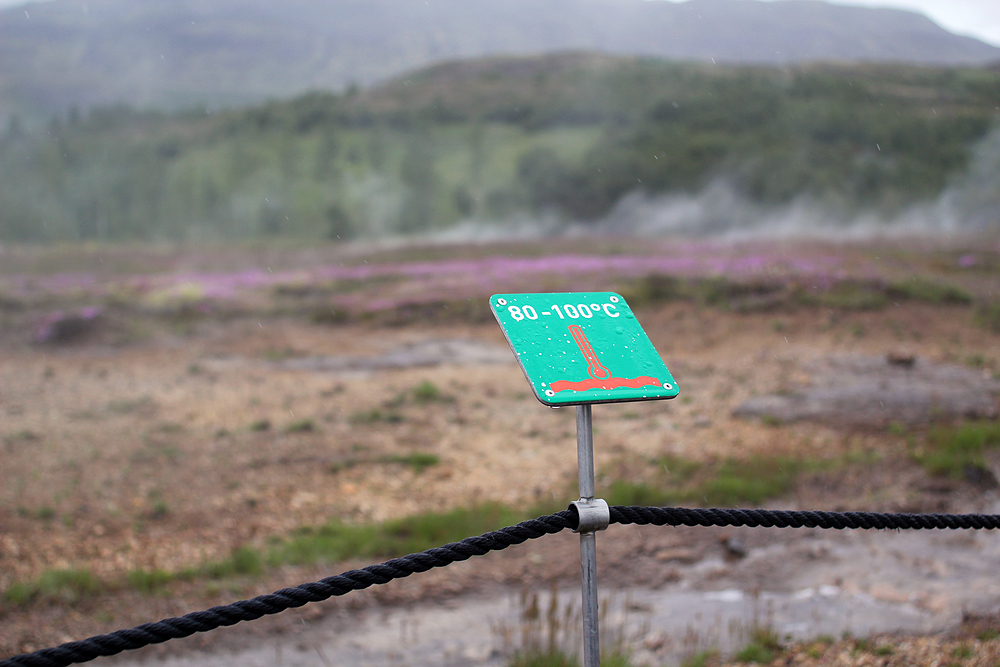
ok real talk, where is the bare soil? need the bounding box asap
[2,243,1000,663]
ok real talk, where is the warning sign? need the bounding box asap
[491,292,679,406]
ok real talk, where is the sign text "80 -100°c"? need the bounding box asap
[496,295,621,322]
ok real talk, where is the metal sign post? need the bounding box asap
[491,292,678,667]
[575,404,602,667]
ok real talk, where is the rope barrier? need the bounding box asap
[4,504,1000,667]
[0,511,575,667]
[609,506,1000,530]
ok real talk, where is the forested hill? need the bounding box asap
[2,0,999,122]
[1,55,999,243]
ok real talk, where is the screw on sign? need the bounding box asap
[491,292,678,667]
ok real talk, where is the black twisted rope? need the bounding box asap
[608,506,1000,530]
[0,511,576,667]
[6,505,1000,667]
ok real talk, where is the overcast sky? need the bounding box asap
[788,0,1000,46]
[3,0,999,47]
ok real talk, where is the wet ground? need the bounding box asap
[103,518,1000,666]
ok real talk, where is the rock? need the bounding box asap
[721,534,747,559]
[732,354,1000,428]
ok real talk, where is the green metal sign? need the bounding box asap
[491,292,679,406]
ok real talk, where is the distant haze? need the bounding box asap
[2,0,998,123]
[4,0,1000,46]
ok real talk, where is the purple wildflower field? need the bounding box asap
[2,239,995,335]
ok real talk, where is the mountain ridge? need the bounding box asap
[1,0,999,122]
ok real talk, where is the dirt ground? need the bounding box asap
[2,239,1000,663]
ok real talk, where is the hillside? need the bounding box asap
[2,54,998,243]
[1,0,999,122]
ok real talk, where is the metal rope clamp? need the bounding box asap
[570,498,610,534]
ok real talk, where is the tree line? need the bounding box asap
[1,55,997,243]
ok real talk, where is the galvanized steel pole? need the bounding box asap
[576,404,600,667]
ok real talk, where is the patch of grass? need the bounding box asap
[976,301,1000,333]
[147,497,170,520]
[285,417,316,433]
[911,421,1000,479]
[203,546,265,579]
[2,568,102,607]
[262,346,301,361]
[659,454,703,484]
[127,569,181,594]
[508,650,635,667]
[310,306,350,325]
[815,280,887,311]
[249,418,271,432]
[8,429,40,442]
[380,452,440,473]
[698,457,802,506]
[350,408,404,424]
[886,278,972,305]
[107,395,156,416]
[604,480,677,507]
[328,458,361,474]
[953,643,974,659]
[155,421,185,434]
[267,503,525,567]
[508,650,578,667]
[965,354,987,368]
[604,454,807,508]
[734,627,782,664]
[413,380,442,403]
[682,649,720,667]
[873,643,895,656]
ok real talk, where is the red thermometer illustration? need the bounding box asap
[568,325,611,380]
